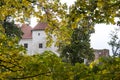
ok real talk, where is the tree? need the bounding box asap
[60,27,94,65]
[2,16,23,39]
[3,51,75,80]
[0,0,120,46]
[0,0,67,79]
[108,28,120,57]
[89,57,120,80]
[0,34,25,79]
[44,0,120,46]
[0,0,120,79]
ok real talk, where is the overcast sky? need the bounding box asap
[30,0,120,55]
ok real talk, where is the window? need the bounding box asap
[38,33,40,36]
[24,43,28,48]
[39,43,43,48]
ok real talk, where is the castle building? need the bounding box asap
[84,49,109,64]
[94,49,109,61]
[19,22,110,62]
[19,22,58,55]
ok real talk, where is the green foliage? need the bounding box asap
[0,16,25,79]
[89,57,120,80]
[2,16,23,40]
[60,27,94,65]
[0,0,119,46]
[6,51,74,80]
[0,0,120,79]
[0,50,120,80]
[42,0,120,52]
[0,35,25,79]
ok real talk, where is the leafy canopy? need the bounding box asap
[0,0,119,46]
[0,0,120,79]
[60,27,94,65]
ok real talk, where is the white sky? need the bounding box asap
[30,0,120,55]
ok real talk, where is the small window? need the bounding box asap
[24,43,28,48]
[38,33,40,36]
[39,43,43,48]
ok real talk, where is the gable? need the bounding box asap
[21,24,32,39]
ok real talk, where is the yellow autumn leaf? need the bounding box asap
[97,1,104,8]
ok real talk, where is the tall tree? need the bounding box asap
[60,26,94,65]
[2,16,23,39]
[108,28,120,57]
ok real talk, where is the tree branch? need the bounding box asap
[0,59,23,70]
[11,71,51,79]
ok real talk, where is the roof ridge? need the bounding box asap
[32,22,47,30]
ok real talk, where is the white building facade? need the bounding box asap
[19,22,58,55]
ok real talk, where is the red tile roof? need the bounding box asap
[20,22,47,39]
[32,22,47,30]
[21,24,32,39]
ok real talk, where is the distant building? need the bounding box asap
[84,49,109,64]
[94,49,109,61]
[19,22,58,55]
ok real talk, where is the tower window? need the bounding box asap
[24,43,28,48]
[39,43,43,48]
